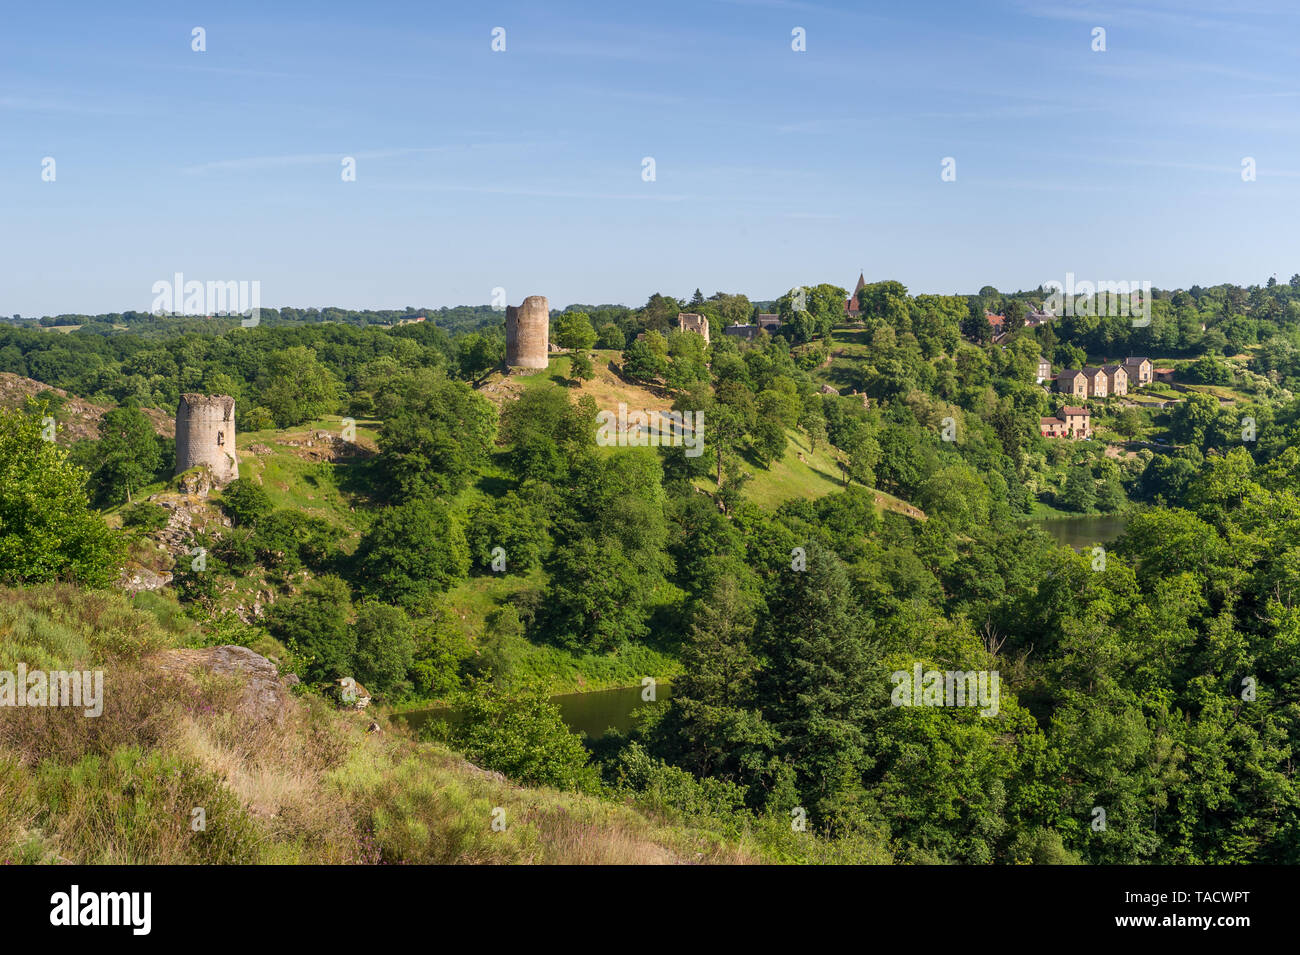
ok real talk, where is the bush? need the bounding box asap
[265,576,355,682]
[120,501,170,532]
[220,478,273,526]
[252,510,338,575]
[597,323,625,350]
[433,680,597,792]
[241,406,276,431]
[0,404,120,586]
[409,602,472,698]
[352,602,416,697]
[354,500,469,609]
[466,492,550,575]
[212,526,257,573]
[610,742,751,823]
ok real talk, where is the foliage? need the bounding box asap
[0,404,120,586]
[435,680,597,791]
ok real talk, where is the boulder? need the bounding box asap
[152,645,295,724]
[334,677,371,709]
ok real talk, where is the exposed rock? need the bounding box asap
[819,384,838,395]
[334,677,371,709]
[120,568,173,594]
[151,645,296,724]
[451,755,507,785]
[175,466,214,497]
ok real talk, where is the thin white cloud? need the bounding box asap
[181,143,544,174]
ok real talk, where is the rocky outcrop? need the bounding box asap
[276,432,371,463]
[120,568,173,594]
[0,372,174,443]
[151,645,296,724]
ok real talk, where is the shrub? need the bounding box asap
[212,526,257,572]
[0,404,120,586]
[120,501,170,533]
[265,576,355,682]
[241,406,276,431]
[352,602,416,697]
[433,680,597,792]
[252,510,338,575]
[408,602,471,698]
[220,478,273,526]
[354,500,469,609]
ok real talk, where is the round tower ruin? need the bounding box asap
[505,295,550,369]
[175,394,239,487]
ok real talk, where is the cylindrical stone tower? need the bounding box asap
[175,394,239,486]
[505,295,550,369]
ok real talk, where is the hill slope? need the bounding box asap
[0,585,769,864]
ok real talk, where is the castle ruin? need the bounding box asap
[175,394,239,486]
[677,312,710,345]
[505,295,550,369]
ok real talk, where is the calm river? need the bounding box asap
[399,682,673,740]
[1029,513,1128,549]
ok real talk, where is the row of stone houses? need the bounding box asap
[1055,357,1153,398]
[1039,358,1155,440]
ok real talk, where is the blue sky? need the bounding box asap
[2,0,1299,316]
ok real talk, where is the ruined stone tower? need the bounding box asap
[175,394,238,486]
[505,295,550,369]
[677,311,710,345]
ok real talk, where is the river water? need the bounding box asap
[399,682,673,740]
[1028,513,1128,550]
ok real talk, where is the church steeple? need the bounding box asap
[846,271,867,315]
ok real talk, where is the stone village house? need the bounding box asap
[1039,405,1092,439]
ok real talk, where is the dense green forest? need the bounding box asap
[3,276,1300,864]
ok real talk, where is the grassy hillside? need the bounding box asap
[0,585,885,864]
